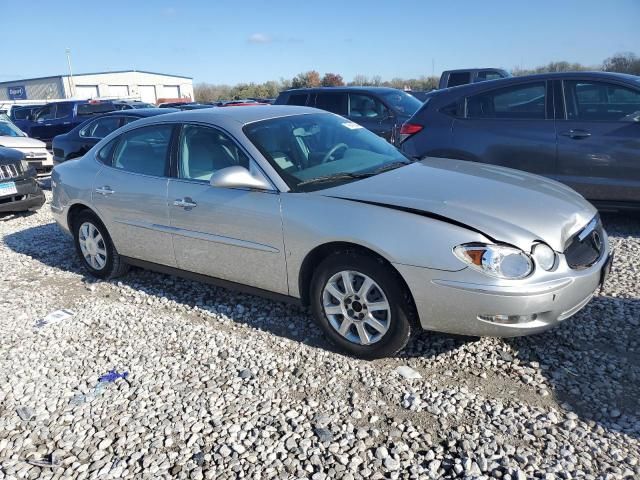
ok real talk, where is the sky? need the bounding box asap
[2,0,639,85]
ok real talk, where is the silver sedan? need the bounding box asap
[51,106,612,358]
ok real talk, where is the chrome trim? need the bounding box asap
[0,164,19,180]
[113,218,280,253]
[432,277,573,296]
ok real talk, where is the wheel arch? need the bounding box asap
[67,202,107,232]
[297,241,419,325]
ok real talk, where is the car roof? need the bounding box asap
[136,105,321,126]
[282,86,405,94]
[435,71,640,95]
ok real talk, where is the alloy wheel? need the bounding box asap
[322,270,391,345]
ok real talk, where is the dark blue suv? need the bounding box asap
[399,71,640,210]
[275,87,422,144]
[20,100,117,142]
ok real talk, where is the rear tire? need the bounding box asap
[72,211,128,279]
[310,251,412,359]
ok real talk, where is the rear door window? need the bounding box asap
[564,80,640,122]
[476,70,504,82]
[55,103,74,119]
[466,82,546,119]
[286,93,309,106]
[77,103,117,117]
[447,72,471,87]
[314,92,348,115]
[112,124,173,176]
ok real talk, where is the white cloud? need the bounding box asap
[248,33,272,44]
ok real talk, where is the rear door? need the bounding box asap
[451,80,557,177]
[556,78,640,203]
[347,93,394,141]
[91,123,176,266]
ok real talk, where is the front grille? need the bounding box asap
[0,164,20,180]
[564,217,605,269]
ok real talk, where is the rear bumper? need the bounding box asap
[0,178,45,213]
[395,243,610,337]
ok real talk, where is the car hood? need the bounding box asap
[316,158,597,252]
[0,135,46,149]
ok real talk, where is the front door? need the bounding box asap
[168,124,288,294]
[556,79,640,203]
[92,123,176,266]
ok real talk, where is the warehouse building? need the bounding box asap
[0,70,193,104]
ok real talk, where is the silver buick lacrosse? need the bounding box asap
[51,106,612,358]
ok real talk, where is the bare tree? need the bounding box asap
[603,52,640,75]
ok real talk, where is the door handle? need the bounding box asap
[173,197,197,209]
[95,186,115,195]
[560,129,591,139]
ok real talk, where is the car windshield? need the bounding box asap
[0,121,26,137]
[381,91,422,115]
[244,113,412,191]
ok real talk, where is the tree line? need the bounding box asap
[194,52,640,102]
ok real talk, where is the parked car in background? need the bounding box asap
[112,100,156,110]
[0,117,53,175]
[0,146,45,213]
[275,87,422,144]
[399,71,640,210]
[52,108,178,164]
[439,68,510,88]
[8,105,44,132]
[52,106,611,358]
[24,100,118,142]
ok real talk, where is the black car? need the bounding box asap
[274,87,423,144]
[0,147,45,214]
[399,71,640,210]
[52,108,178,163]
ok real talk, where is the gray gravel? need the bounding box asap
[1,193,639,479]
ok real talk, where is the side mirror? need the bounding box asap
[209,166,272,190]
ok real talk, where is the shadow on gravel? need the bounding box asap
[4,222,465,362]
[504,295,640,441]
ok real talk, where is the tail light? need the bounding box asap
[399,123,423,143]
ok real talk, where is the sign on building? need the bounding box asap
[8,86,27,100]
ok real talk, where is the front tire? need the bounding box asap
[72,211,128,279]
[310,252,413,359]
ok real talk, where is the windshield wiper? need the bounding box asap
[369,160,414,174]
[296,172,371,187]
[296,160,414,188]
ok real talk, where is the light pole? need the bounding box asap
[66,48,76,98]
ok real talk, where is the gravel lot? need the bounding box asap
[1,192,639,479]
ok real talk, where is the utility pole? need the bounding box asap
[66,48,76,98]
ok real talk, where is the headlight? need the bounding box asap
[531,243,556,271]
[454,243,533,279]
